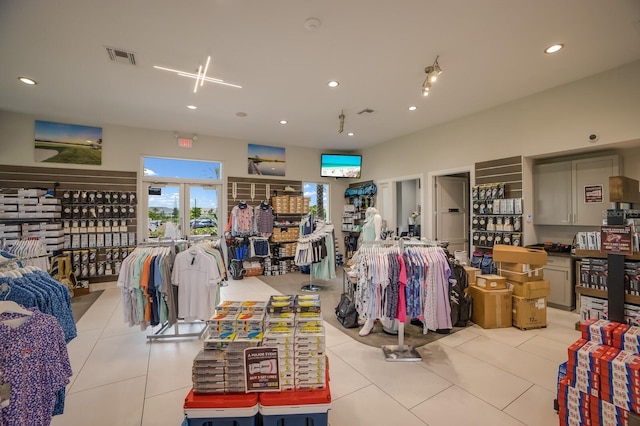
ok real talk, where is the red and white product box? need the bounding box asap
[613,324,640,354]
[568,339,608,371]
[567,366,600,392]
[582,319,620,346]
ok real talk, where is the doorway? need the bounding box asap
[143,182,222,241]
[375,174,423,240]
[434,174,470,254]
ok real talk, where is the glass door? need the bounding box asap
[146,184,183,240]
[187,185,220,237]
[143,183,222,241]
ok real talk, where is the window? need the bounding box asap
[144,157,221,180]
[142,157,222,241]
[303,183,329,221]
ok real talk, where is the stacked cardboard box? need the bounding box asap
[558,319,640,425]
[493,244,549,330]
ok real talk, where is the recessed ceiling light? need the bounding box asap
[347,132,354,136]
[279,120,288,125]
[187,105,197,110]
[327,81,339,88]
[236,112,248,117]
[18,77,36,85]
[408,106,417,111]
[545,44,564,54]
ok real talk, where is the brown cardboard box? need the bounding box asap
[507,280,550,299]
[498,262,544,283]
[493,244,547,265]
[476,274,507,290]
[463,266,481,285]
[512,295,547,330]
[467,286,512,329]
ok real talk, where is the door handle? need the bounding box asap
[449,208,460,213]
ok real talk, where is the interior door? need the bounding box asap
[435,176,468,253]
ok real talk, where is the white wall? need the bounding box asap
[361,60,640,245]
[0,109,350,253]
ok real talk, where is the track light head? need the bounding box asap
[421,55,442,96]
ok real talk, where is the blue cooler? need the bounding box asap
[183,390,259,426]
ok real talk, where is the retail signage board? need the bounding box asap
[585,185,603,203]
[600,225,632,255]
[244,346,280,392]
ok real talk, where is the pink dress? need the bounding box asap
[396,254,407,323]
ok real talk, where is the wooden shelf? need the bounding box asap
[574,249,640,261]
[575,285,640,305]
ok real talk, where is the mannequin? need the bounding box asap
[361,207,382,242]
[358,207,398,336]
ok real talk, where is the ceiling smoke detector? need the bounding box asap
[304,18,321,31]
[105,47,136,65]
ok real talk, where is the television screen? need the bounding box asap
[320,154,362,178]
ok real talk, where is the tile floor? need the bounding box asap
[51,276,580,426]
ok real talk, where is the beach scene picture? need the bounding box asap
[248,144,285,176]
[321,154,361,178]
[34,120,102,165]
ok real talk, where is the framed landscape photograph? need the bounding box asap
[247,144,285,176]
[34,120,103,165]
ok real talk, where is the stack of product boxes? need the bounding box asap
[191,349,226,394]
[294,295,325,391]
[263,258,296,276]
[263,295,326,391]
[558,319,640,425]
[0,189,63,252]
[496,244,549,330]
[580,258,640,296]
[579,295,640,326]
[185,296,330,426]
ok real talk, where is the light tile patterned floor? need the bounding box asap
[51,277,579,426]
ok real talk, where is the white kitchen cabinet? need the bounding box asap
[534,155,619,226]
[545,255,573,310]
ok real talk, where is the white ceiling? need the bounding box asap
[1,0,640,151]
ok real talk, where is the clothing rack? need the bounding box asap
[359,239,444,362]
[0,253,52,267]
[136,240,208,340]
[297,222,336,292]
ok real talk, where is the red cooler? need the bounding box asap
[183,390,259,426]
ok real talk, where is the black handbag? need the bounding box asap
[335,293,359,328]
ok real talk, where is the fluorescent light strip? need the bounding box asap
[154,65,242,89]
[201,56,211,87]
[177,72,223,82]
[194,65,202,93]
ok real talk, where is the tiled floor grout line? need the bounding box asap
[406,382,455,411]
[500,383,537,425]
[67,374,148,396]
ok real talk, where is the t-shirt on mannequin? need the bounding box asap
[358,208,398,337]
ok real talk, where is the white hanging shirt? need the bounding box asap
[171,249,221,321]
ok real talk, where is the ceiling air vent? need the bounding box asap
[357,108,375,115]
[105,47,136,65]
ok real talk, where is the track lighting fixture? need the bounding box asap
[422,55,442,96]
[338,110,345,134]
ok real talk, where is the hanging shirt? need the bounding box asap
[172,249,221,321]
[0,308,72,426]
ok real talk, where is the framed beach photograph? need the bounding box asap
[248,144,285,176]
[34,120,103,165]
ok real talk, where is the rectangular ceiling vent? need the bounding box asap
[105,47,136,65]
[357,108,375,115]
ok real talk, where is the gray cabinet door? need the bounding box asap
[545,264,571,308]
[534,161,572,225]
[572,156,619,226]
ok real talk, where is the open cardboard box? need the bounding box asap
[493,244,547,265]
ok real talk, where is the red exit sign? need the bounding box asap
[178,138,192,148]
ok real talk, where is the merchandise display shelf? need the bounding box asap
[575,286,640,306]
[575,249,640,261]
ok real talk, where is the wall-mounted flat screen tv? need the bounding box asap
[320,154,362,178]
